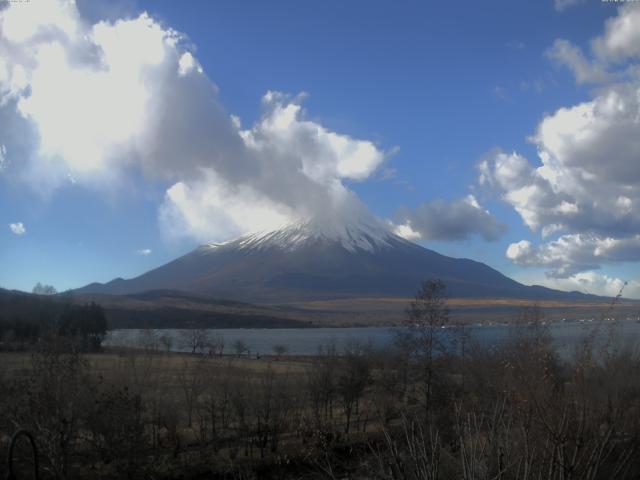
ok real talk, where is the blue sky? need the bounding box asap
[1,0,640,298]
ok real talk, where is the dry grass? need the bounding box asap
[0,350,312,390]
[277,296,640,326]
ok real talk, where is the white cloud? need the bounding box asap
[547,5,640,84]
[159,174,295,243]
[0,6,194,188]
[0,0,79,44]
[594,3,640,62]
[393,195,506,242]
[0,0,393,243]
[178,51,200,76]
[506,236,600,278]
[135,248,152,256]
[0,144,6,171]
[242,92,388,183]
[554,0,585,12]
[393,222,421,241]
[506,234,640,278]
[9,222,26,235]
[482,5,640,278]
[478,151,565,232]
[546,39,611,84]
[158,91,391,243]
[517,271,640,299]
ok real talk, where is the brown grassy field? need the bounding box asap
[0,350,312,385]
[0,347,389,478]
[4,314,640,480]
[278,296,640,326]
[72,289,640,328]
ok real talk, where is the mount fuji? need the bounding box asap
[76,218,593,303]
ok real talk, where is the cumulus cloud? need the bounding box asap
[546,39,611,84]
[392,195,506,242]
[481,4,640,279]
[393,223,421,242]
[507,234,640,278]
[0,0,393,243]
[518,271,640,299]
[547,4,640,85]
[9,222,26,235]
[159,173,296,243]
[0,3,254,191]
[158,91,392,242]
[593,3,640,62]
[135,248,152,256]
[507,236,600,278]
[478,151,569,233]
[482,86,640,241]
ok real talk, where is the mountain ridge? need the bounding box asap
[74,221,605,303]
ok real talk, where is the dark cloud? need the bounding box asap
[394,196,506,242]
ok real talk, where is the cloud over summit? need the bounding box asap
[0,0,396,243]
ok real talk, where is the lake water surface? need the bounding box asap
[104,319,640,357]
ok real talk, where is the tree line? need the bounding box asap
[0,291,107,351]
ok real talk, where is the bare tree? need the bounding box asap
[337,341,372,434]
[250,367,294,458]
[402,279,450,416]
[85,383,146,477]
[272,343,288,359]
[179,328,211,354]
[32,282,57,295]
[176,357,208,428]
[197,358,236,452]
[27,337,91,478]
[370,347,406,427]
[209,333,225,356]
[233,339,249,357]
[306,342,338,427]
[375,414,442,480]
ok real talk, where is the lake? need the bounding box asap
[104,318,640,357]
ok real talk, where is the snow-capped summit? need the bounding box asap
[76,216,591,303]
[203,216,397,254]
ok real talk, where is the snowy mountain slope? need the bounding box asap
[225,218,396,253]
[76,220,595,302]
